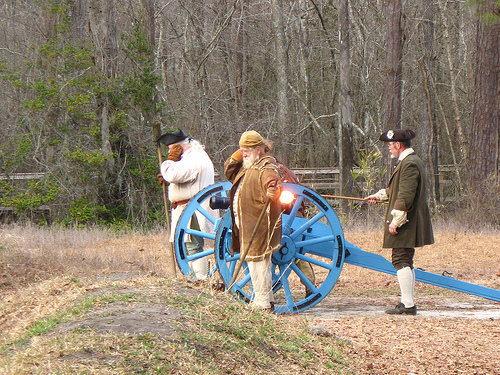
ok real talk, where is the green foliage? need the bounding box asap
[0,2,164,227]
[60,44,95,72]
[23,79,60,111]
[0,180,60,213]
[474,0,500,24]
[121,23,161,113]
[123,65,161,111]
[65,147,111,168]
[121,22,154,60]
[66,197,109,226]
[13,136,34,166]
[0,60,25,87]
[351,149,386,196]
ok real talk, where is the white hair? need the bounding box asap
[178,138,205,151]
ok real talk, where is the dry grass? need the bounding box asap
[0,225,352,374]
[0,225,173,291]
[1,223,500,374]
[0,275,350,374]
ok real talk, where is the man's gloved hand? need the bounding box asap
[231,149,243,163]
[157,173,166,186]
[168,144,183,161]
[266,182,282,201]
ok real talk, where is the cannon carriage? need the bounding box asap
[174,181,500,314]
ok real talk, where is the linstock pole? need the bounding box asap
[153,121,177,277]
[320,194,385,204]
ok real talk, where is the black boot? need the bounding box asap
[385,302,417,315]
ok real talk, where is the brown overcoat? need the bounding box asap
[383,152,434,248]
[224,154,283,261]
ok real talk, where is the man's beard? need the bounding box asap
[242,153,259,169]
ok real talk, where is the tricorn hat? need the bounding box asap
[379,129,416,142]
[157,129,188,146]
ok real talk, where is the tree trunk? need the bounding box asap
[140,0,159,131]
[470,0,500,188]
[88,0,118,178]
[236,0,249,113]
[296,0,312,166]
[181,0,211,140]
[270,0,290,162]
[418,0,439,206]
[309,1,339,167]
[384,0,403,131]
[437,0,468,163]
[339,0,356,202]
[140,0,155,47]
[71,0,88,42]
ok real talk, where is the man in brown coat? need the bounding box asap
[224,131,283,311]
[366,129,434,315]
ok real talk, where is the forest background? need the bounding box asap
[0,0,498,229]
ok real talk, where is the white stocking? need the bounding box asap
[247,257,273,309]
[189,257,208,280]
[397,266,415,308]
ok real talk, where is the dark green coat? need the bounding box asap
[383,153,434,249]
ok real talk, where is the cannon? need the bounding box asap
[174,181,500,314]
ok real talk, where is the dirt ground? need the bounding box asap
[295,230,500,374]
[298,277,500,374]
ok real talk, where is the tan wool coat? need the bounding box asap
[383,152,434,249]
[224,154,283,261]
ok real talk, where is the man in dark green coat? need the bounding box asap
[366,129,434,315]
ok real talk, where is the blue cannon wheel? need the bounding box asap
[174,181,232,280]
[215,182,345,314]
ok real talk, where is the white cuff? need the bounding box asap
[391,209,408,227]
[373,189,389,201]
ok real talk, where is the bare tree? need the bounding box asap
[270,0,290,162]
[384,0,403,131]
[88,0,118,179]
[470,0,500,189]
[339,0,357,199]
[436,0,468,162]
[417,0,439,206]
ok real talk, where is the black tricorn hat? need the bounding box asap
[157,129,188,146]
[379,129,416,142]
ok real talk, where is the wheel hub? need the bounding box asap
[272,235,296,265]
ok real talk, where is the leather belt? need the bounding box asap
[171,199,190,209]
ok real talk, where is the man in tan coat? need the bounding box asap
[366,129,434,315]
[224,131,283,311]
